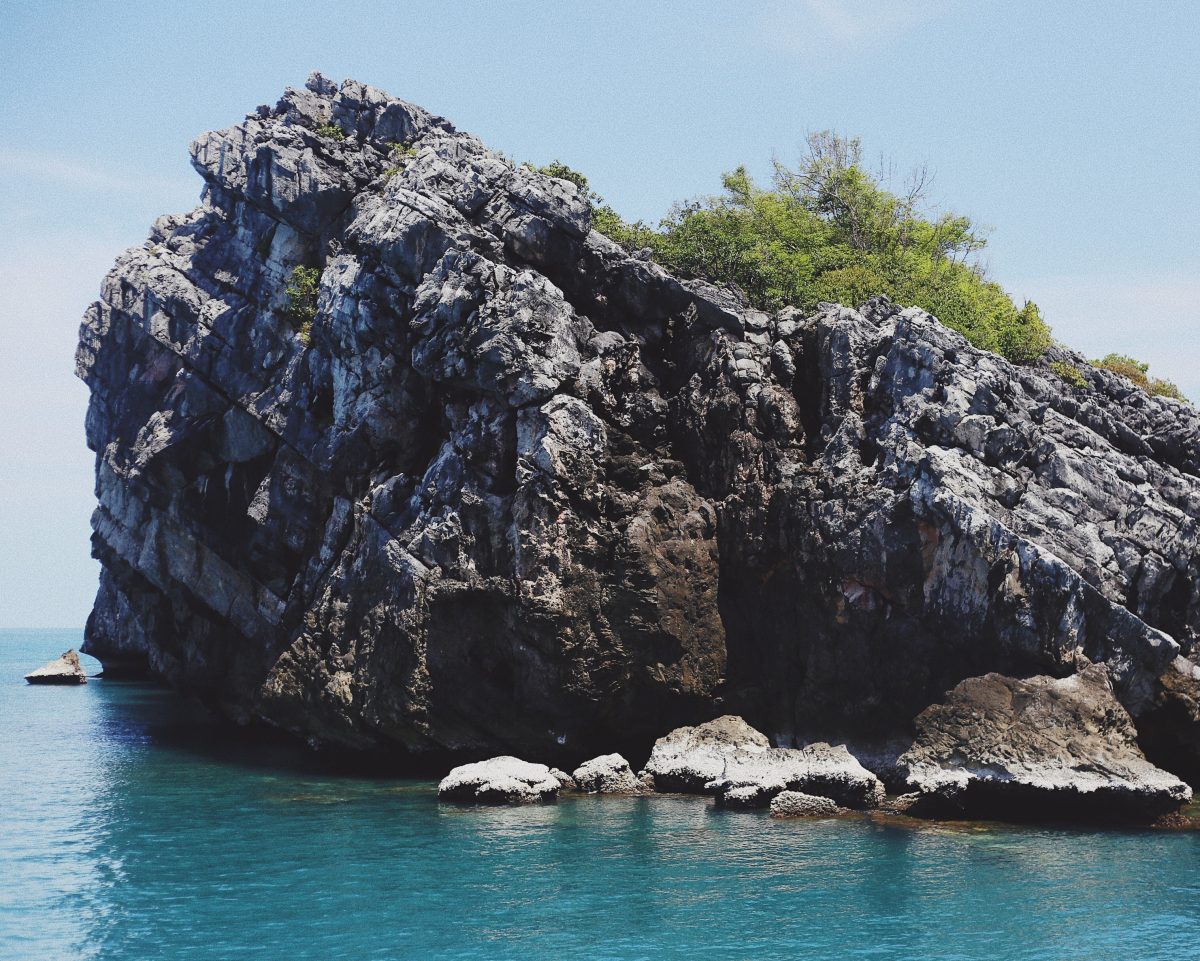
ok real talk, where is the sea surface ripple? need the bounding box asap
[3,629,1199,960]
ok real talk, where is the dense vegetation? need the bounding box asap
[538,135,1050,364]
[538,138,1179,398]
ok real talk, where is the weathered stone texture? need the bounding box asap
[898,666,1191,819]
[78,74,1200,786]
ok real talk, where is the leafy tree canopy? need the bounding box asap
[540,133,1053,364]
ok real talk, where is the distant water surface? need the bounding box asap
[2,628,1199,960]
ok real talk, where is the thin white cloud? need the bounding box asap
[1014,272,1200,401]
[0,148,190,195]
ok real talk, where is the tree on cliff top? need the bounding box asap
[549,133,1053,365]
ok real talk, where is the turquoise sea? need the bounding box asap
[3,628,1200,960]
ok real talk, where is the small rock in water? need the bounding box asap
[572,753,646,794]
[770,791,842,818]
[437,756,562,804]
[25,650,88,685]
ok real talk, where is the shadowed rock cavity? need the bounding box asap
[78,74,1200,802]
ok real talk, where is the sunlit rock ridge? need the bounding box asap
[77,74,1200,791]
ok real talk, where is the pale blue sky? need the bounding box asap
[1,0,1197,626]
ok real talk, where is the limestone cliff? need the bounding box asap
[77,74,1200,779]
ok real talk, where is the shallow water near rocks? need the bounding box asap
[3,629,1199,961]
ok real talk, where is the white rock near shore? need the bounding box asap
[572,753,647,794]
[24,650,88,685]
[643,715,884,809]
[437,756,563,804]
[641,715,769,792]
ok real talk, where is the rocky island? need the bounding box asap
[76,73,1200,821]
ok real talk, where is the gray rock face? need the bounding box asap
[769,791,842,818]
[572,753,645,794]
[25,650,88,685]
[898,666,1192,820]
[437,756,561,804]
[77,74,1200,793]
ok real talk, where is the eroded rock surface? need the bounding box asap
[642,716,770,792]
[708,742,885,809]
[898,666,1192,820]
[25,650,88,685]
[769,791,842,818]
[572,753,645,794]
[78,73,1200,789]
[437,756,561,804]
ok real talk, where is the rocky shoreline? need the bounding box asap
[437,713,1190,824]
[75,73,1200,826]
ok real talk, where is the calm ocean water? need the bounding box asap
[2,628,1199,960]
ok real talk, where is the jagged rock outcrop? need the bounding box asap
[78,74,1200,794]
[25,650,88,685]
[897,666,1192,820]
[769,791,842,818]
[572,753,646,794]
[437,756,563,804]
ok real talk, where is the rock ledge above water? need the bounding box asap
[75,74,1200,812]
[898,666,1192,821]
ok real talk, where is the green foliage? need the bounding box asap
[381,142,418,183]
[591,204,659,250]
[534,160,590,191]
[572,133,1053,364]
[387,141,417,161]
[285,266,320,345]
[1153,380,1186,401]
[1051,360,1088,389]
[535,161,659,250]
[1093,353,1183,399]
[314,123,345,141]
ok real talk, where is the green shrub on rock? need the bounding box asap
[1093,354,1183,400]
[1050,360,1088,389]
[284,265,320,345]
[314,122,345,141]
[545,134,1052,365]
